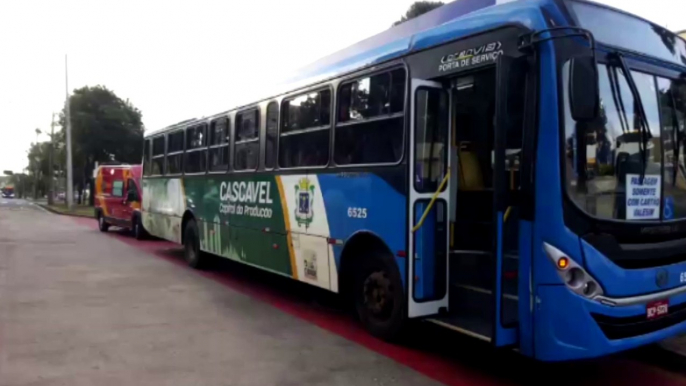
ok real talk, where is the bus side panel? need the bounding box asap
[279,174,335,290]
[142,171,406,293]
[317,169,408,288]
[183,174,333,290]
[183,175,296,279]
[141,178,185,244]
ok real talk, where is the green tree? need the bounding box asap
[393,1,444,26]
[59,86,145,205]
[9,173,28,198]
[26,141,53,199]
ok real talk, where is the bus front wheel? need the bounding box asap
[354,254,405,341]
[183,219,205,269]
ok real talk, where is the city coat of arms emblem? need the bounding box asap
[294,177,315,228]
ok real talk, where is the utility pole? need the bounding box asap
[65,54,74,210]
[48,113,56,205]
[34,128,41,200]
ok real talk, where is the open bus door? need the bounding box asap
[411,53,529,347]
[407,79,451,318]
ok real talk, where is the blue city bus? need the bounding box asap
[141,0,686,361]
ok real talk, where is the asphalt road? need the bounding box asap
[2,198,686,386]
[0,199,442,386]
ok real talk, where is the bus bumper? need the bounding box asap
[534,284,686,361]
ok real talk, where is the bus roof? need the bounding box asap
[146,0,549,138]
[287,0,514,85]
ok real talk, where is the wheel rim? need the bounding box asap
[363,270,394,320]
[99,216,104,227]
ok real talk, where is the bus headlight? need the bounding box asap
[544,243,603,298]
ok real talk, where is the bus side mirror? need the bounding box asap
[569,56,600,121]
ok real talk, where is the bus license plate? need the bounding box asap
[647,300,669,320]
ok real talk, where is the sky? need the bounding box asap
[0,0,684,174]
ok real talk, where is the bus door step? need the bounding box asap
[428,313,493,342]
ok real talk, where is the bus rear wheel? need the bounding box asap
[354,254,405,341]
[183,219,205,269]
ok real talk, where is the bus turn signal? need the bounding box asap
[557,257,570,270]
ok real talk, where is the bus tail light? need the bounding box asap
[544,243,603,299]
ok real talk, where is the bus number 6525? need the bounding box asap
[347,207,368,218]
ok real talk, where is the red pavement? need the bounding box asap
[70,216,686,386]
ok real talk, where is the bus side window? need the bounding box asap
[265,102,278,169]
[151,136,165,176]
[235,109,259,171]
[166,130,185,175]
[334,68,406,165]
[143,139,151,176]
[209,117,230,172]
[185,124,208,174]
[279,89,331,168]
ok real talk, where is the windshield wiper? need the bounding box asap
[670,91,681,187]
[608,67,629,134]
[612,52,650,183]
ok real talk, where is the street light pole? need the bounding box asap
[65,54,74,210]
[48,114,56,205]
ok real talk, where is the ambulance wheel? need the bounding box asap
[98,213,109,232]
[354,253,406,341]
[133,215,147,240]
[183,219,204,269]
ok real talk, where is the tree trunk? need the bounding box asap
[88,177,95,206]
[33,171,38,200]
[48,140,54,205]
[79,167,87,205]
[85,159,94,206]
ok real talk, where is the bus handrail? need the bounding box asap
[504,206,513,223]
[412,168,450,233]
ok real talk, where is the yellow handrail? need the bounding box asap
[412,168,451,233]
[504,206,513,223]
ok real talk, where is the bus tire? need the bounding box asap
[183,219,204,269]
[133,215,147,240]
[354,253,406,341]
[98,213,109,232]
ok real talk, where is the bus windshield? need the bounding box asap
[563,62,686,221]
[1,186,14,198]
[566,0,686,67]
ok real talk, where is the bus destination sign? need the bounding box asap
[438,41,503,72]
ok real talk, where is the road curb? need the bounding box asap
[36,203,93,218]
[30,202,52,214]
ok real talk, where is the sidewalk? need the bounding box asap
[29,198,94,218]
